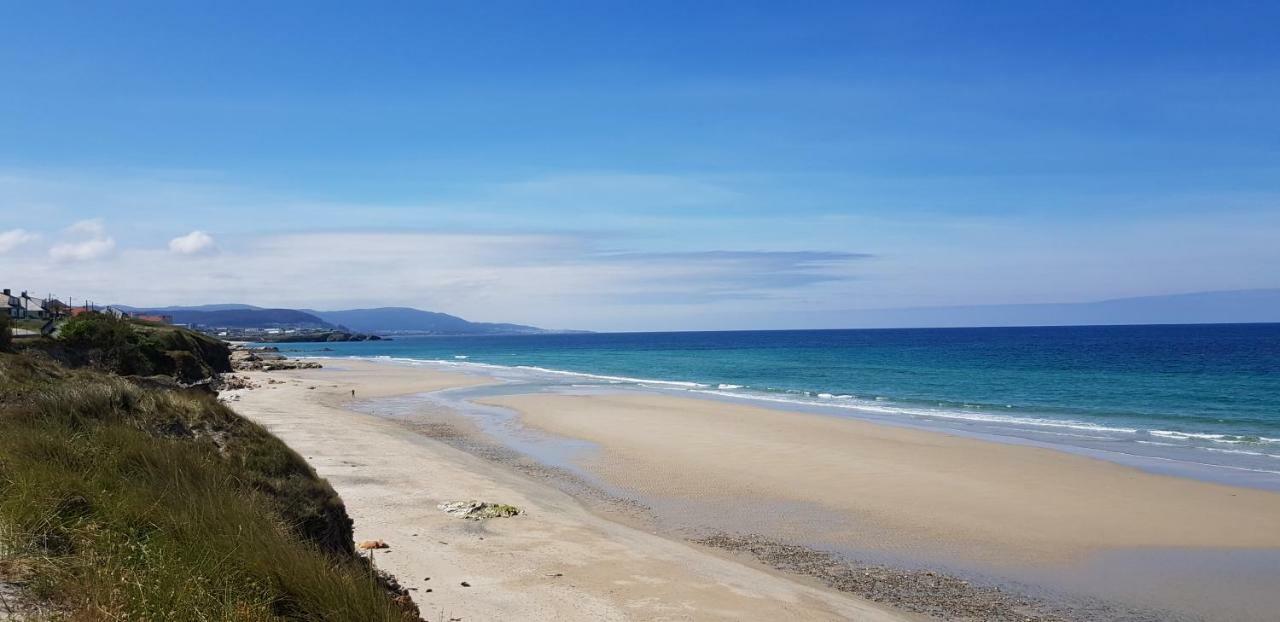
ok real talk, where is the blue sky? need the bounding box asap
[2,2,1278,330]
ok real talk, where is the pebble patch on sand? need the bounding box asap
[694,533,1188,622]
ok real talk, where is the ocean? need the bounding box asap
[270,323,1280,488]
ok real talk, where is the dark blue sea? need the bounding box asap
[272,323,1280,487]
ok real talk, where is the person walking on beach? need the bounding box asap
[351,389,355,397]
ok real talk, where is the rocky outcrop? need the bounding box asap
[255,332,384,343]
[219,374,259,391]
[229,346,322,372]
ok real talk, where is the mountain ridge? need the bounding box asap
[117,288,1279,333]
[115,304,563,335]
[117,307,334,330]
[303,307,554,335]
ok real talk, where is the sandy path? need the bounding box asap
[229,361,908,621]
[480,392,1280,565]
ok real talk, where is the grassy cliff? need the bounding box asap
[42,314,233,383]
[0,336,418,619]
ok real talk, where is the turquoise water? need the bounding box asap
[271,323,1280,486]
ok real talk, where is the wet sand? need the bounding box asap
[478,392,1280,565]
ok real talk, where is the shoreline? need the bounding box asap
[228,356,1280,621]
[290,353,1280,492]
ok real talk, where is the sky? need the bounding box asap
[2,1,1278,331]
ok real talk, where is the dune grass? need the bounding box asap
[0,352,416,620]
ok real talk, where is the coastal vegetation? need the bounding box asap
[0,318,419,620]
[43,313,233,382]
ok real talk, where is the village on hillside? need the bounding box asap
[3,288,173,336]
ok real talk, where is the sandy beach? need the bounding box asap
[229,360,910,621]
[226,358,1280,621]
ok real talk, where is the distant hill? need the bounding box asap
[115,304,559,335]
[123,303,263,312]
[305,307,553,335]
[122,307,334,329]
[783,288,1280,329]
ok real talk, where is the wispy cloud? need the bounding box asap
[0,228,39,253]
[49,219,116,262]
[66,219,107,237]
[49,238,116,262]
[585,250,873,303]
[4,229,871,330]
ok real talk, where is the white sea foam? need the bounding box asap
[718,384,744,390]
[1192,446,1280,458]
[1016,429,1115,440]
[1150,430,1280,445]
[509,365,709,388]
[343,355,516,373]
[1097,447,1280,476]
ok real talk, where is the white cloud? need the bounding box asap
[0,229,39,253]
[169,230,217,255]
[49,219,116,262]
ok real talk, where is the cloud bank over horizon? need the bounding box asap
[1,215,879,330]
[3,185,1277,331]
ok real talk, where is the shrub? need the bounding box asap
[58,313,153,375]
[55,314,230,381]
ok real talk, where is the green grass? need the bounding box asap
[0,352,417,620]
